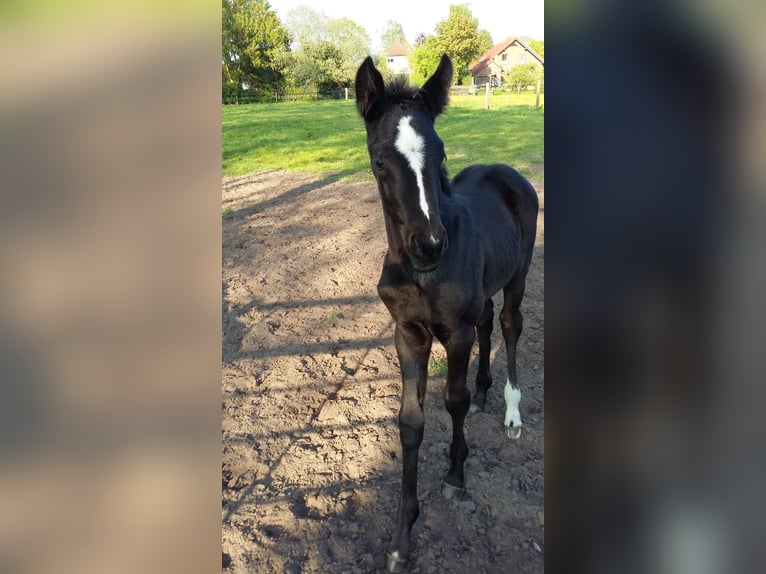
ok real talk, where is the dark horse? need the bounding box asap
[355,55,538,572]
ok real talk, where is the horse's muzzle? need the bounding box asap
[408,228,448,272]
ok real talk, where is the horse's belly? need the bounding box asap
[482,240,519,297]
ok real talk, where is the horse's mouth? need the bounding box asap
[411,259,440,273]
[408,234,447,274]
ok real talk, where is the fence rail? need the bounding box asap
[451,82,545,97]
[223,88,355,105]
[223,82,544,105]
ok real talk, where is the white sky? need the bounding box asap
[267,0,544,52]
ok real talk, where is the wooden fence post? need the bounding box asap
[535,79,541,110]
[484,82,490,110]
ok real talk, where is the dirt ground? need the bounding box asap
[222,170,544,573]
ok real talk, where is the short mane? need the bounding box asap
[384,77,421,108]
[439,163,452,196]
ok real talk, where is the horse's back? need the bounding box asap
[452,164,538,248]
[453,163,537,214]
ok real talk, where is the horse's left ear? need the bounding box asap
[419,54,453,119]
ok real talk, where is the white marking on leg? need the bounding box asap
[504,378,522,430]
[395,115,430,221]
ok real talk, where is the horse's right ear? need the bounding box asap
[355,56,385,122]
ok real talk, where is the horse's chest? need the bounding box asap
[378,282,431,324]
[378,277,483,331]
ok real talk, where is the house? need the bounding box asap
[470,37,544,86]
[385,38,410,76]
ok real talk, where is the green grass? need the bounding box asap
[428,355,449,378]
[222,91,543,180]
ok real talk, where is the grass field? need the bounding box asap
[222,91,543,181]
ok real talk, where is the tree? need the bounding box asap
[380,21,408,51]
[222,0,290,90]
[284,4,328,48]
[408,35,444,86]
[477,29,494,55]
[327,18,371,86]
[526,39,544,60]
[507,63,542,94]
[409,5,492,87]
[434,4,484,84]
[283,7,370,91]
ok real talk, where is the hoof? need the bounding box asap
[469,403,483,414]
[441,480,464,499]
[387,551,406,573]
[505,424,522,440]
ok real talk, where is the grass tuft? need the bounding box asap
[428,355,449,378]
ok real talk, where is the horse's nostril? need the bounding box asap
[409,232,445,267]
[430,231,447,254]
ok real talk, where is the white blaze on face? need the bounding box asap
[394,115,430,221]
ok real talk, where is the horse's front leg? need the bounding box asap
[441,322,475,498]
[387,321,432,573]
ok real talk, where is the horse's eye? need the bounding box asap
[374,159,385,170]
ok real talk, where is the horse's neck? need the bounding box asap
[383,216,406,261]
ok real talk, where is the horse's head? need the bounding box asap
[355,55,453,272]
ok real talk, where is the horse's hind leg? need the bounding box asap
[470,299,494,413]
[500,280,525,439]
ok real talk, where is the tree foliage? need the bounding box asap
[222,0,290,90]
[434,4,484,84]
[526,39,544,60]
[478,30,494,55]
[507,62,542,94]
[408,35,445,86]
[282,7,370,91]
[380,21,408,51]
[220,1,512,96]
[409,4,489,86]
[284,4,327,48]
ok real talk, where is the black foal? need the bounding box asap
[355,54,538,573]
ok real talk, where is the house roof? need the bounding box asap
[386,38,408,57]
[470,36,544,74]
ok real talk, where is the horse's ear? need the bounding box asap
[419,54,453,119]
[355,56,385,122]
